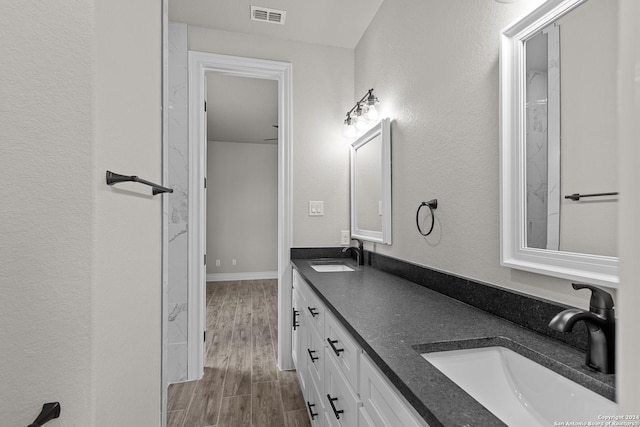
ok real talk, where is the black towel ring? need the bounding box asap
[416,199,438,236]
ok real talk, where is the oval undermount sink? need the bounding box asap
[421,346,616,426]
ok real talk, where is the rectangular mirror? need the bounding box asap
[350,118,391,244]
[500,0,619,287]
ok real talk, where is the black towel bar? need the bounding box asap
[106,170,173,195]
[564,192,618,201]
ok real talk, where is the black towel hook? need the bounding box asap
[416,199,438,236]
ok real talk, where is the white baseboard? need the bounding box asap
[206,271,278,282]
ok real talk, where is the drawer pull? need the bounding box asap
[327,394,344,419]
[292,308,300,330]
[327,338,345,356]
[307,348,319,363]
[308,306,320,317]
[306,401,319,420]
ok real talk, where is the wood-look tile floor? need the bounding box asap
[168,280,311,427]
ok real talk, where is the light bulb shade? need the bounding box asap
[343,120,357,138]
[365,104,379,121]
[366,92,378,106]
[355,115,369,130]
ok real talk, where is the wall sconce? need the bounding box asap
[343,88,380,138]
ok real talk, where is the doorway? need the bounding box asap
[205,73,279,283]
[186,51,294,379]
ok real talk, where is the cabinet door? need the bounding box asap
[306,316,325,391]
[324,349,361,427]
[306,372,325,427]
[325,310,360,391]
[359,352,429,427]
[292,287,308,395]
[304,284,325,334]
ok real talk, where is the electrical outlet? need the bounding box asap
[341,230,350,245]
[232,259,237,266]
[215,259,221,267]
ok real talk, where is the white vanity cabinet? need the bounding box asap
[292,268,428,427]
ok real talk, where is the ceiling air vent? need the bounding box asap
[250,6,286,25]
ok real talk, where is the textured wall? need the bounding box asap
[187,26,354,247]
[1,0,162,425]
[353,0,607,307]
[0,0,94,424]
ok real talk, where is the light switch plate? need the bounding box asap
[309,201,324,216]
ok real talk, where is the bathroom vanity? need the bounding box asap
[290,256,615,427]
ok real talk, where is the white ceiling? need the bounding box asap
[169,0,384,49]
[173,0,384,144]
[207,74,278,144]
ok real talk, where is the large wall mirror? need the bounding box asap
[350,118,392,244]
[500,0,619,287]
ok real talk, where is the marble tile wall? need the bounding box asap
[526,68,549,250]
[167,22,189,383]
[525,26,561,251]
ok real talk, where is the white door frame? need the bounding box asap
[188,51,294,377]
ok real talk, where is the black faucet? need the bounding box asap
[548,283,615,374]
[342,238,364,266]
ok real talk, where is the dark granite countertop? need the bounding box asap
[291,258,616,427]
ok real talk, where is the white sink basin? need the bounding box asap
[422,346,616,426]
[310,264,355,272]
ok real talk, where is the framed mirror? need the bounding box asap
[350,118,391,244]
[500,0,619,287]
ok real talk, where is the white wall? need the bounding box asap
[354,0,604,308]
[187,26,354,247]
[93,0,162,424]
[0,0,162,425]
[0,1,93,424]
[207,141,278,275]
[558,0,618,257]
[617,0,640,413]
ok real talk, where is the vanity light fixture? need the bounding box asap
[343,88,380,138]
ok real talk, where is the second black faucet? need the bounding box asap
[342,238,364,266]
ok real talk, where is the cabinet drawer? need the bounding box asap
[304,283,324,334]
[306,318,325,389]
[325,310,360,390]
[324,350,361,427]
[359,352,429,427]
[294,270,325,333]
[306,371,325,427]
[293,269,308,300]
